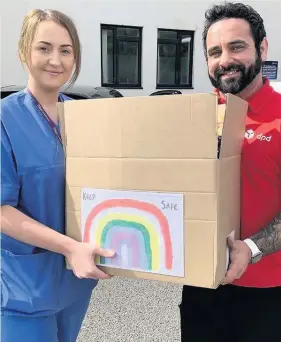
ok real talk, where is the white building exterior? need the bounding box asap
[1,0,281,96]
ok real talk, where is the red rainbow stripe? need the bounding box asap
[84,199,173,270]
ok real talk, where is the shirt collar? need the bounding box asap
[214,78,275,114]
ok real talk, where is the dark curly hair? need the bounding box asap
[202,2,266,58]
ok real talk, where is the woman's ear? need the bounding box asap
[260,37,268,62]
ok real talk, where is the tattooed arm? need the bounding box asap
[250,212,281,256]
[221,212,281,285]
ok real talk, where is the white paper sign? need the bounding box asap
[81,188,185,277]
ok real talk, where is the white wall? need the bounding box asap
[1,0,281,96]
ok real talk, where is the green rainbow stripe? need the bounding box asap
[100,219,152,270]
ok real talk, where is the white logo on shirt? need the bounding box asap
[245,129,255,139]
[257,133,272,142]
[244,129,272,142]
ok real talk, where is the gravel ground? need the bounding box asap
[77,277,182,342]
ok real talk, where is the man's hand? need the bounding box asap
[65,242,115,280]
[221,236,252,285]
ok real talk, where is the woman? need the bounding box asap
[1,9,114,342]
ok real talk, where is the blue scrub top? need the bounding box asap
[1,90,98,317]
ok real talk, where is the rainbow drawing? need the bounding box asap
[83,198,173,273]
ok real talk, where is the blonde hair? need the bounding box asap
[18,9,81,86]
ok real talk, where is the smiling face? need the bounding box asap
[206,18,267,94]
[27,20,75,91]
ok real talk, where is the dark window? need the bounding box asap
[157,29,194,89]
[101,25,142,88]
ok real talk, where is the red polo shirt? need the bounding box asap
[218,78,281,288]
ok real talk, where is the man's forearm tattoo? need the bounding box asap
[250,212,281,256]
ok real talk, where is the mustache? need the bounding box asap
[214,64,245,78]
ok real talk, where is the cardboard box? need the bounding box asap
[58,93,248,289]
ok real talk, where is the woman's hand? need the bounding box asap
[1,206,115,280]
[65,242,115,280]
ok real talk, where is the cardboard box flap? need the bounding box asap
[59,94,220,159]
[58,99,123,158]
[122,93,219,159]
[219,94,248,158]
[214,156,241,286]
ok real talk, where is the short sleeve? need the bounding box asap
[1,122,20,206]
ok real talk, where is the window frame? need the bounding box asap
[156,28,194,89]
[101,24,143,89]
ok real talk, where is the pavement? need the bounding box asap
[77,277,182,342]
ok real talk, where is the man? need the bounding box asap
[180,2,281,342]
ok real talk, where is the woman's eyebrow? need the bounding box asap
[37,41,73,48]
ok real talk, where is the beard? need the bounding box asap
[208,55,262,94]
